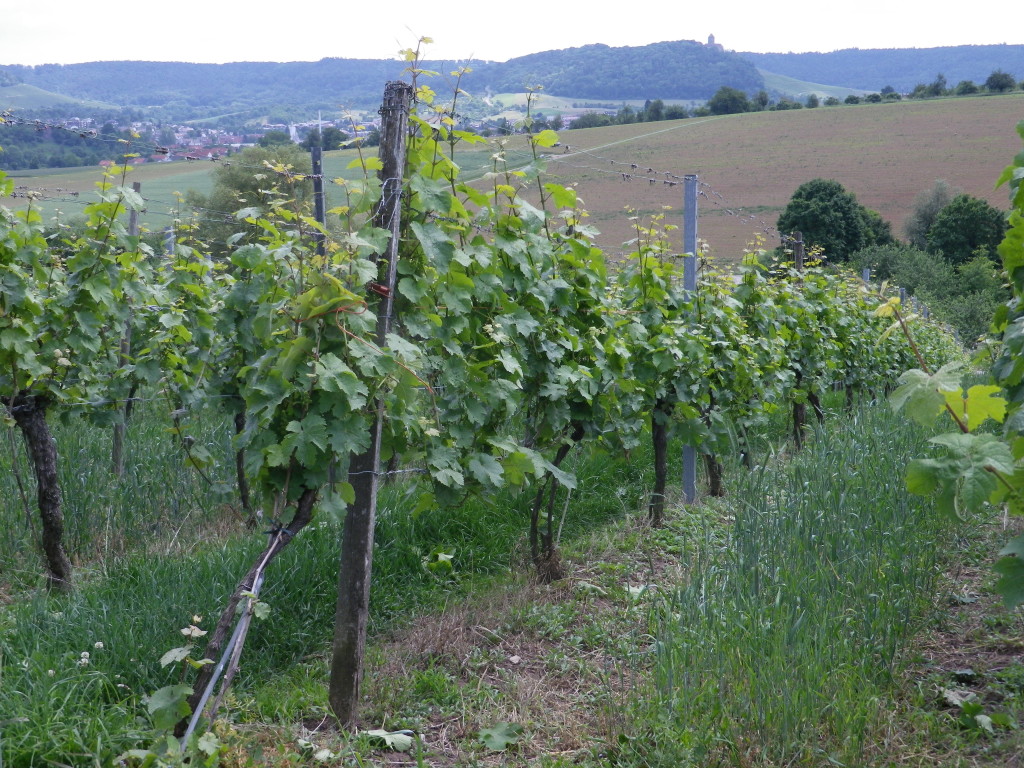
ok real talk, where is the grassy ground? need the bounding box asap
[1,396,1020,766]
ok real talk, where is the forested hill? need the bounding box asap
[0,40,761,119]
[479,41,763,99]
[740,45,1024,92]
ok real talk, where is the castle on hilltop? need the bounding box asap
[706,34,724,51]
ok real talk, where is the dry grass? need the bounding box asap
[341,498,705,766]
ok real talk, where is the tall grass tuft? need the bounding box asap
[0,402,240,594]
[656,404,953,765]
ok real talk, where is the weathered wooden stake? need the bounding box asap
[311,146,327,256]
[329,81,414,727]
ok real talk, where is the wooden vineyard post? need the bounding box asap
[329,80,414,726]
[310,146,327,257]
[681,174,698,505]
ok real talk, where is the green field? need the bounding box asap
[758,69,869,100]
[0,83,117,110]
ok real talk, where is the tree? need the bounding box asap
[754,90,770,110]
[986,70,1016,93]
[664,104,688,119]
[806,94,819,108]
[707,86,750,115]
[905,179,955,249]
[300,126,348,150]
[926,193,1008,264]
[844,95,861,105]
[644,99,665,122]
[258,130,293,147]
[860,207,895,247]
[955,80,979,95]
[776,179,876,262]
[926,73,947,97]
[616,105,637,124]
[186,143,312,253]
[571,112,614,129]
[865,93,882,103]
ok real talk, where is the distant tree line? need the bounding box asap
[0,122,145,171]
[740,45,1024,93]
[905,70,1022,99]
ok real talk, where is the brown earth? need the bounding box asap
[533,94,1024,260]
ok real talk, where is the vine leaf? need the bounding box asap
[146,684,192,731]
[889,362,964,426]
[364,729,414,752]
[907,433,1014,516]
[942,385,1007,432]
[478,722,523,751]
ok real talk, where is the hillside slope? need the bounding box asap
[740,44,1024,92]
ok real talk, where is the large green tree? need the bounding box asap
[185,143,312,253]
[926,193,1007,264]
[776,178,885,262]
[985,70,1016,92]
[905,179,954,249]
[707,86,750,115]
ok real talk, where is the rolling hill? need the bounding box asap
[5,93,1021,261]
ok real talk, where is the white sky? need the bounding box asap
[0,1,1019,66]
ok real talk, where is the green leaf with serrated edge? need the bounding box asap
[336,481,356,505]
[889,362,964,426]
[196,732,220,757]
[532,129,559,148]
[468,453,504,487]
[906,460,941,496]
[930,433,1014,512]
[942,385,1007,432]
[410,220,455,270]
[412,491,435,518]
[543,183,576,210]
[159,645,193,667]
[479,722,523,751]
[1000,533,1024,558]
[147,684,192,731]
[501,452,536,485]
[364,729,414,752]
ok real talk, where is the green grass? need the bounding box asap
[0,84,117,110]
[0,402,652,766]
[653,405,956,765]
[0,391,1004,767]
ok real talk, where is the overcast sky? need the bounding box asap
[1,1,1019,66]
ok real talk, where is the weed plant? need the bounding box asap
[654,403,953,765]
